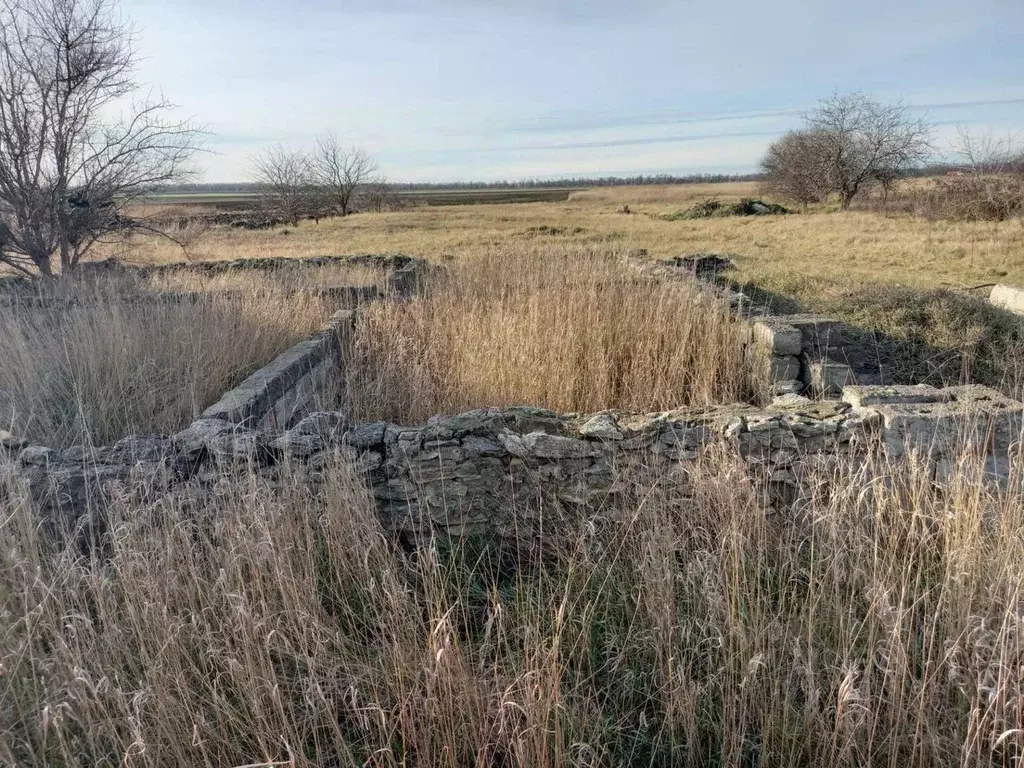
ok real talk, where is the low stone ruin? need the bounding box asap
[4,251,1024,545]
[4,382,1021,542]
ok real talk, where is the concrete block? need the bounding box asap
[769,355,801,382]
[783,314,846,352]
[842,384,950,408]
[870,386,1024,459]
[810,362,852,397]
[990,284,1024,315]
[752,318,803,356]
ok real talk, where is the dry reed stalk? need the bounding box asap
[1,448,1022,767]
[344,245,751,423]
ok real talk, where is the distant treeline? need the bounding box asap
[155,165,986,197]
[388,173,764,190]
[156,172,764,196]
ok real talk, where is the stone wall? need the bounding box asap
[633,254,885,399]
[200,309,356,430]
[6,383,1020,540]
[0,254,431,306]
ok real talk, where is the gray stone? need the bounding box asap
[173,418,237,456]
[578,413,623,441]
[344,421,388,449]
[498,432,530,458]
[724,416,746,439]
[461,436,505,457]
[842,384,949,408]
[753,319,803,356]
[292,411,347,439]
[503,406,564,435]
[769,355,801,381]
[784,315,846,352]
[0,429,28,451]
[935,454,1012,488]
[772,393,812,408]
[521,432,602,459]
[810,362,852,397]
[272,431,324,457]
[770,379,804,396]
[990,284,1024,315]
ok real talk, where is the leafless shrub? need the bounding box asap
[927,128,1024,221]
[0,0,203,277]
[250,144,315,226]
[762,92,933,210]
[761,129,831,209]
[310,133,379,216]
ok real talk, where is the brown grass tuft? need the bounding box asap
[343,245,751,423]
[2,450,1023,766]
[0,280,334,447]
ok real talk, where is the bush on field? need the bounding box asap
[663,197,790,221]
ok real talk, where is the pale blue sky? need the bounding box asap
[122,0,1024,183]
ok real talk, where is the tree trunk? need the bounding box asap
[35,252,53,277]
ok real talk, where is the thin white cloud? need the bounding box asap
[120,0,1024,182]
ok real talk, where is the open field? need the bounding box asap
[4,182,1024,767]
[117,182,1024,293]
[108,182,1024,394]
[140,186,580,207]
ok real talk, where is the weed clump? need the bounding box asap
[663,197,790,221]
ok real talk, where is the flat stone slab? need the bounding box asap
[810,362,853,397]
[753,318,802,356]
[780,314,847,351]
[842,384,951,408]
[990,284,1024,315]
[862,385,1024,458]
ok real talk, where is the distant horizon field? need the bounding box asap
[140,186,583,207]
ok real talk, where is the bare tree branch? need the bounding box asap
[310,133,377,216]
[250,144,313,226]
[0,0,204,277]
[805,91,934,209]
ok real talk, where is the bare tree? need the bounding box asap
[807,91,933,209]
[0,0,202,277]
[310,133,378,216]
[760,129,830,210]
[251,144,313,226]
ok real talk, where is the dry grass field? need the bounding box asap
[0,281,336,447]
[4,449,1024,767]
[344,246,750,423]
[107,182,1024,395]
[114,182,1024,297]
[3,183,1024,767]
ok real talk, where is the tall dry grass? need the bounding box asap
[2,448,1023,767]
[344,245,751,424]
[143,262,384,293]
[0,280,333,447]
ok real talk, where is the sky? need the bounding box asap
[120,0,1024,183]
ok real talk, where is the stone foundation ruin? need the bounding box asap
[3,252,1024,543]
